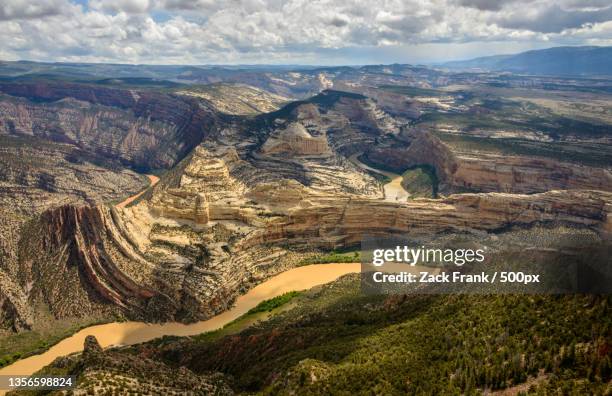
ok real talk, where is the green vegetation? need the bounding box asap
[256,89,367,128]
[401,165,438,198]
[92,77,184,89]
[248,291,301,315]
[357,153,405,176]
[419,96,611,138]
[434,132,612,167]
[356,154,440,197]
[419,112,523,132]
[185,292,303,344]
[299,250,360,265]
[11,234,610,395]
[368,170,392,185]
[418,91,612,167]
[176,276,611,395]
[0,316,112,368]
[486,81,612,95]
[413,92,612,167]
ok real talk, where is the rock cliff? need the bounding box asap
[0,83,223,171]
[15,143,610,325]
[0,134,149,332]
[366,128,612,194]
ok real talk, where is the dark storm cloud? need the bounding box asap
[329,16,349,27]
[380,15,433,37]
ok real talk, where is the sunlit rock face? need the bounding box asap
[261,122,330,157]
[19,145,611,326]
[175,83,289,115]
[366,128,612,194]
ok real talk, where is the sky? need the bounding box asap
[0,0,611,65]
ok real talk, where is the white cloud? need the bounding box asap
[0,0,70,20]
[89,0,152,13]
[0,0,609,64]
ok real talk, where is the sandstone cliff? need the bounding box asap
[13,141,609,326]
[0,134,149,332]
[366,128,612,194]
[259,190,612,248]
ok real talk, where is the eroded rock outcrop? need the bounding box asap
[176,83,289,115]
[449,153,612,193]
[24,205,163,318]
[259,190,612,248]
[366,128,612,194]
[0,83,222,170]
[40,335,234,395]
[261,122,330,157]
[0,134,149,331]
[23,148,610,325]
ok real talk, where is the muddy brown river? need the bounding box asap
[115,174,159,208]
[348,153,409,202]
[0,263,360,391]
[0,159,409,392]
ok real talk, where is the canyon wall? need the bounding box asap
[366,129,612,194]
[0,82,222,170]
[16,184,610,326]
[258,190,611,248]
[3,86,611,332]
[450,153,612,193]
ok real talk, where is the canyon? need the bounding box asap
[0,82,224,171]
[0,263,360,384]
[365,127,612,194]
[0,69,609,393]
[1,86,610,333]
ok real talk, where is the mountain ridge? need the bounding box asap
[443,46,612,76]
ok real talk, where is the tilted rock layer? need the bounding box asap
[16,144,610,326]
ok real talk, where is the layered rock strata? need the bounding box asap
[259,190,612,248]
[17,143,610,325]
[0,83,222,170]
[3,87,612,332]
[366,128,612,194]
[0,134,148,332]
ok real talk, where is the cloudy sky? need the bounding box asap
[1,0,611,65]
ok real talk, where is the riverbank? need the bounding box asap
[115,174,159,208]
[0,315,113,370]
[348,153,410,202]
[0,263,360,390]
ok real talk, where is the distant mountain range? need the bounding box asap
[1,46,610,86]
[442,46,612,76]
